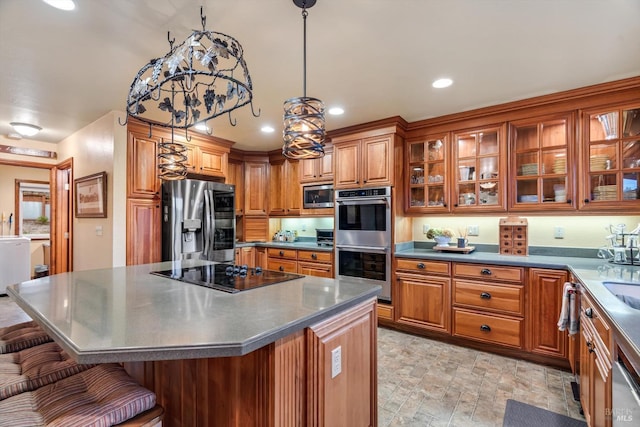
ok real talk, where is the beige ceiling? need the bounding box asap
[1,0,640,152]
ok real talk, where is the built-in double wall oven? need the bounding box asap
[335,187,391,303]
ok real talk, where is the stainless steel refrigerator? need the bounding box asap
[161,179,235,263]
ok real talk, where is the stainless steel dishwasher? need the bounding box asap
[612,342,640,426]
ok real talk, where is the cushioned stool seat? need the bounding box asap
[0,320,52,354]
[0,363,157,427]
[0,341,96,400]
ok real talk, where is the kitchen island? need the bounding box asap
[7,260,381,427]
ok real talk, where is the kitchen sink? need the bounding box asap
[602,282,640,310]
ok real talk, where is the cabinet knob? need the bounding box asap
[443,203,447,207]
[586,341,595,353]
[480,268,492,276]
[279,250,284,256]
[566,199,572,204]
[584,199,590,203]
[585,307,593,318]
[480,292,492,299]
[454,203,459,207]
[279,266,284,271]
[311,253,317,259]
[417,263,425,269]
[480,324,491,332]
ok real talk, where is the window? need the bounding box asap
[15,180,50,239]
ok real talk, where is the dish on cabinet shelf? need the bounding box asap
[518,195,538,203]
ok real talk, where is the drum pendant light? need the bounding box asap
[283,0,325,159]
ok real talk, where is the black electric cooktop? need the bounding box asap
[151,264,303,293]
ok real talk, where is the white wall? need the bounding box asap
[56,111,127,271]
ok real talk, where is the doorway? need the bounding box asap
[0,158,73,275]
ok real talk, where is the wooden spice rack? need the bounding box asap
[499,217,528,255]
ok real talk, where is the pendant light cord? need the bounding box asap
[302,7,308,97]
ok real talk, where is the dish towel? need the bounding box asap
[557,282,579,335]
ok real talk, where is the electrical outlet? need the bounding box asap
[301,223,307,232]
[467,225,479,236]
[331,346,342,378]
[95,225,103,236]
[554,226,565,239]
[423,224,430,234]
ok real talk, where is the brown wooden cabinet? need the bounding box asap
[197,144,228,178]
[452,263,525,349]
[527,268,569,359]
[234,246,255,268]
[406,134,450,212]
[395,258,451,333]
[227,159,244,216]
[452,125,507,211]
[579,289,612,427]
[126,198,161,265]
[243,161,268,216]
[269,158,301,216]
[297,249,333,278]
[332,121,404,189]
[509,113,575,211]
[127,125,161,199]
[299,145,333,183]
[581,104,640,210]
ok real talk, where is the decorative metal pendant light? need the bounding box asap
[283,0,325,159]
[123,7,259,180]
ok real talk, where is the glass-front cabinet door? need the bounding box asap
[582,105,640,208]
[509,113,575,211]
[406,134,449,212]
[452,125,506,211]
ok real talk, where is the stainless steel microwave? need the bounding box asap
[303,184,334,209]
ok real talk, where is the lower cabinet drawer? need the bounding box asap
[453,280,524,315]
[267,248,297,260]
[297,261,333,278]
[267,258,297,273]
[297,250,333,263]
[453,308,523,348]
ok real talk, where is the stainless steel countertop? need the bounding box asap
[7,259,379,364]
[395,248,640,361]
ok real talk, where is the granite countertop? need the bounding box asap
[236,240,333,251]
[7,260,379,364]
[395,246,640,361]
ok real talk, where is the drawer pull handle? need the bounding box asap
[279,250,284,256]
[417,263,425,269]
[480,324,491,332]
[585,308,593,318]
[480,292,492,299]
[311,253,317,259]
[279,266,284,271]
[480,268,492,275]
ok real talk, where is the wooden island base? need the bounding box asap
[125,298,377,427]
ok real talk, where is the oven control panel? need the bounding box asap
[336,187,391,199]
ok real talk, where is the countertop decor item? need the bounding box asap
[425,227,454,246]
[282,0,326,159]
[122,7,259,180]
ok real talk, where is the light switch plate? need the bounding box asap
[331,346,342,378]
[467,225,479,236]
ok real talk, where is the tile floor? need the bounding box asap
[1,296,584,426]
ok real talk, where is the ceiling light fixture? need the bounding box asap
[261,125,275,133]
[122,7,259,180]
[42,0,76,11]
[328,107,344,115]
[282,0,325,159]
[432,78,453,89]
[10,122,42,137]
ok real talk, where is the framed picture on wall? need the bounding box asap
[75,171,107,218]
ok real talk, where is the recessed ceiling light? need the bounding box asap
[42,0,76,11]
[432,78,453,89]
[194,122,210,132]
[10,122,42,137]
[261,125,275,133]
[328,107,344,115]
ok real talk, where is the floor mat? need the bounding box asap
[502,399,586,427]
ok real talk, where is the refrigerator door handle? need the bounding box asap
[203,190,212,258]
[209,189,217,252]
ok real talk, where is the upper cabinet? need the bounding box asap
[406,134,450,212]
[299,145,333,183]
[452,125,507,212]
[227,157,244,216]
[243,161,268,216]
[332,121,405,189]
[269,157,301,216]
[581,105,640,209]
[509,113,575,211]
[127,124,161,199]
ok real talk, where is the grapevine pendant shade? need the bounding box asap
[283,0,326,159]
[124,8,258,180]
